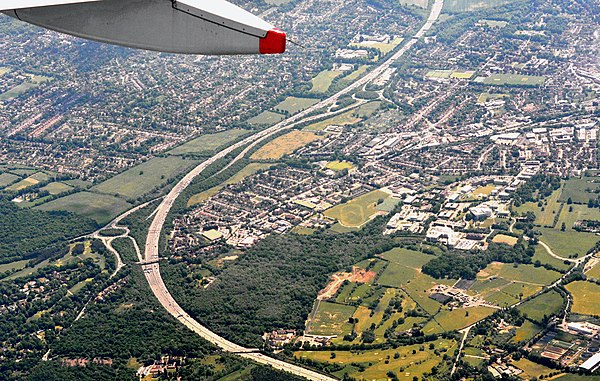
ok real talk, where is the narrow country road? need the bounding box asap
[139,1,446,379]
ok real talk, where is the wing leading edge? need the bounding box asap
[0,0,100,11]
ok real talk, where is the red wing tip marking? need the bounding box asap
[259,28,286,54]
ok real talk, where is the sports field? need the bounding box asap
[492,234,518,246]
[167,129,247,155]
[187,163,271,206]
[309,70,343,94]
[477,92,509,104]
[251,130,322,160]
[324,189,390,228]
[247,110,285,126]
[325,160,355,171]
[273,97,319,114]
[475,73,546,86]
[37,191,132,225]
[565,281,600,316]
[517,291,563,323]
[92,156,198,200]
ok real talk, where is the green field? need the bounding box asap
[479,19,508,28]
[532,246,571,271]
[187,163,272,206]
[167,129,247,156]
[430,306,496,332]
[477,92,509,104]
[92,156,198,200]
[0,67,10,76]
[350,37,403,54]
[538,227,598,258]
[37,191,132,225]
[558,203,600,231]
[307,301,355,336]
[303,102,380,132]
[565,281,600,316]
[511,320,542,343]
[517,291,564,323]
[515,187,562,227]
[560,176,599,204]
[0,172,20,188]
[512,358,555,380]
[246,110,285,126]
[443,0,518,12]
[324,189,390,228]
[295,338,456,381]
[426,70,453,79]
[325,160,355,171]
[380,247,436,270]
[309,70,343,94]
[338,65,369,85]
[588,260,600,279]
[478,262,561,286]
[273,97,320,114]
[40,182,73,195]
[5,176,41,192]
[0,82,38,100]
[0,259,29,274]
[475,73,546,86]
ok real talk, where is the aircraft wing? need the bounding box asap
[1,0,286,55]
[0,0,100,11]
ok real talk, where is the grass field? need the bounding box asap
[324,189,390,228]
[517,291,564,323]
[273,97,319,114]
[431,306,496,332]
[0,82,38,100]
[538,227,598,258]
[40,182,73,195]
[325,160,355,171]
[0,259,29,274]
[251,130,322,160]
[338,65,369,85]
[512,358,555,380]
[247,110,285,126]
[560,176,599,204]
[565,281,600,316]
[350,37,403,54]
[557,203,600,231]
[475,73,546,86]
[0,172,20,188]
[426,70,453,79]
[511,320,542,343]
[451,70,476,79]
[478,262,561,286]
[479,19,508,28]
[473,184,496,196]
[477,93,509,104]
[303,102,380,132]
[37,191,132,225]
[400,0,428,7]
[515,187,562,227]
[380,247,436,270]
[92,156,198,200]
[443,0,517,12]
[167,129,247,155]
[532,246,571,271]
[187,163,272,206]
[309,70,343,94]
[555,375,600,381]
[307,301,355,336]
[588,260,600,279]
[4,173,46,191]
[492,234,519,246]
[0,67,10,76]
[295,338,456,381]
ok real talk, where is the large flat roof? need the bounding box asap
[580,352,600,371]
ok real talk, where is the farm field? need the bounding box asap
[517,291,564,323]
[565,281,600,316]
[295,338,456,381]
[477,262,561,286]
[557,203,600,231]
[324,189,391,228]
[251,130,322,160]
[303,102,380,132]
[37,191,132,225]
[247,110,285,126]
[40,182,73,195]
[167,129,247,156]
[92,156,199,200]
[537,227,598,258]
[307,301,355,336]
[511,320,542,343]
[325,160,355,171]
[187,163,272,206]
[4,172,49,192]
[532,246,571,271]
[560,176,599,204]
[475,73,546,86]
[512,358,555,380]
[309,70,343,94]
[0,172,20,188]
[587,260,600,279]
[273,97,319,114]
[431,306,496,332]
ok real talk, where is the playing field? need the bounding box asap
[0,82,38,100]
[295,338,456,381]
[426,70,453,79]
[325,160,355,171]
[40,182,73,195]
[167,129,247,156]
[273,97,319,115]
[92,156,199,200]
[246,110,285,126]
[560,176,599,204]
[37,191,132,225]
[492,234,519,246]
[475,73,546,86]
[324,189,390,228]
[451,70,476,79]
[477,93,509,104]
[187,163,271,206]
[350,37,403,54]
[251,130,322,160]
[0,172,20,188]
[309,70,343,94]
[307,301,355,336]
[565,281,600,316]
[517,291,564,323]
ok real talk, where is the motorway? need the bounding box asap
[140,1,445,379]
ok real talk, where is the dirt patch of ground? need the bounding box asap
[317,266,377,300]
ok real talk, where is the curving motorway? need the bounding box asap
[141,1,444,379]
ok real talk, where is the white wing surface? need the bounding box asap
[0,0,100,11]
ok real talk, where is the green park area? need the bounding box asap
[167,129,247,156]
[247,110,285,126]
[309,70,343,94]
[324,189,392,228]
[303,101,380,132]
[475,73,546,86]
[565,281,600,316]
[0,74,52,101]
[517,291,564,323]
[0,172,21,188]
[325,160,355,171]
[273,97,319,114]
[37,191,132,225]
[444,0,519,12]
